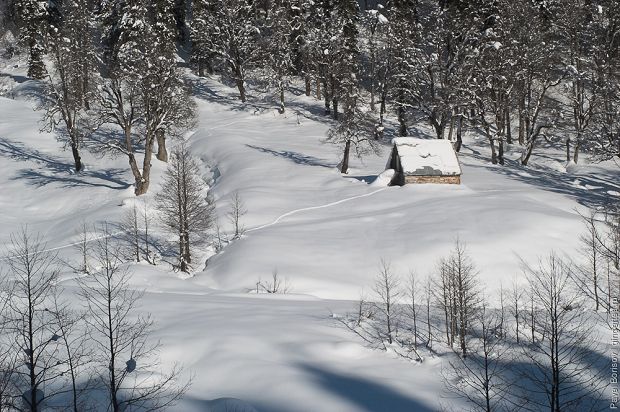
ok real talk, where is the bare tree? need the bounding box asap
[372,260,401,346]
[227,191,247,240]
[42,0,96,172]
[572,205,620,315]
[4,229,66,412]
[156,144,215,272]
[212,216,226,253]
[73,221,92,275]
[435,239,480,358]
[571,211,604,311]
[434,257,455,348]
[192,0,261,102]
[95,2,195,195]
[0,278,16,411]
[142,199,154,265]
[517,253,607,411]
[423,275,434,349]
[122,203,141,263]
[406,272,419,351]
[509,279,524,344]
[78,226,188,412]
[257,269,290,294]
[443,302,510,412]
[49,295,90,412]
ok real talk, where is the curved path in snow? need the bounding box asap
[245,187,388,233]
[0,230,124,262]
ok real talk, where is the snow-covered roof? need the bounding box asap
[390,137,461,176]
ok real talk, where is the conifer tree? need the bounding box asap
[16,0,48,79]
[326,0,378,173]
[387,0,419,136]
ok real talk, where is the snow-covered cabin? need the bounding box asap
[387,138,462,185]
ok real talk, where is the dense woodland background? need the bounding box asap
[1,0,619,178]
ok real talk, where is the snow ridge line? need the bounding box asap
[0,230,124,262]
[0,119,250,263]
[246,187,388,233]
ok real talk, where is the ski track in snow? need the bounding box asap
[194,116,390,235]
[0,230,125,262]
[246,187,388,233]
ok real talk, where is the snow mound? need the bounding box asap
[370,169,395,187]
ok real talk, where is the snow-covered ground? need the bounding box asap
[1,59,618,411]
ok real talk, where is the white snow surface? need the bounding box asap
[390,137,461,176]
[1,59,619,411]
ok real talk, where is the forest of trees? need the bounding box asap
[0,0,618,175]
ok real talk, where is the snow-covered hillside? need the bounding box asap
[1,61,618,411]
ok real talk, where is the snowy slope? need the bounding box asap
[187,76,609,300]
[1,63,618,411]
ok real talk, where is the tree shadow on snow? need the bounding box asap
[0,137,130,189]
[295,362,435,412]
[461,146,620,210]
[245,144,337,169]
[186,76,341,126]
[0,71,29,84]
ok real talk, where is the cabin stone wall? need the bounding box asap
[404,175,461,184]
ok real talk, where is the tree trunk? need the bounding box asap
[70,141,83,172]
[279,84,285,114]
[305,75,311,97]
[236,79,246,103]
[108,301,120,412]
[156,129,168,162]
[566,137,571,162]
[340,140,351,174]
[521,140,535,166]
[486,126,497,164]
[135,136,155,196]
[498,138,504,165]
[447,112,455,142]
[198,61,205,77]
[505,106,512,144]
[323,79,330,115]
[179,230,187,272]
[518,98,525,145]
[455,115,463,152]
[331,75,337,119]
[380,92,387,127]
[316,78,321,100]
[398,106,407,137]
[573,133,581,163]
[82,61,90,110]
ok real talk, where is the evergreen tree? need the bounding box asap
[265,0,296,113]
[387,0,419,136]
[16,0,48,79]
[326,0,378,173]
